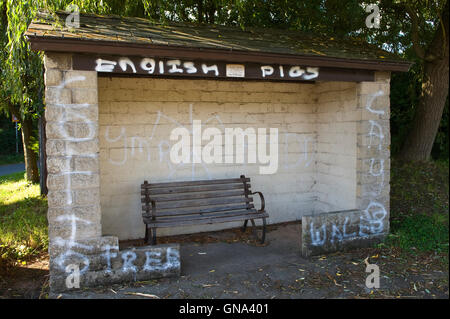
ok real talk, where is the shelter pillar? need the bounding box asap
[355,71,391,234]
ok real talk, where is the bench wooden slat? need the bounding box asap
[144,208,259,223]
[144,211,269,228]
[143,203,255,218]
[141,176,267,244]
[141,178,250,189]
[143,183,249,195]
[148,196,253,210]
[141,189,245,203]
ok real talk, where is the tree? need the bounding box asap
[0,0,121,183]
[397,0,449,161]
[0,1,42,183]
[142,0,449,162]
[345,0,449,161]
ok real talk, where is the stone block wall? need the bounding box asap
[44,52,102,245]
[301,72,391,256]
[97,74,391,241]
[314,82,359,213]
[44,53,180,292]
[355,72,391,236]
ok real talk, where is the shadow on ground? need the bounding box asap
[0,254,49,299]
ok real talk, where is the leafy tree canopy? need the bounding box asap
[0,0,448,177]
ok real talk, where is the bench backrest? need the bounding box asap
[141,175,255,220]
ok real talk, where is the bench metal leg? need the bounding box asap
[151,227,157,245]
[260,218,267,244]
[241,220,249,232]
[145,225,150,244]
[250,218,267,244]
[145,226,157,245]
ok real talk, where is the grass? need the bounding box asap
[387,159,449,255]
[392,214,449,253]
[0,154,24,166]
[0,172,48,271]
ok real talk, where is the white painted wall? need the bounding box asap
[98,78,319,240]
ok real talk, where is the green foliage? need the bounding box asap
[389,213,449,253]
[389,159,449,253]
[0,155,24,166]
[0,116,23,157]
[390,65,449,160]
[390,63,422,156]
[0,0,44,119]
[0,0,448,163]
[0,172,48,270]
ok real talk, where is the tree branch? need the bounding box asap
[437,0,449,59]
[405,4,426,60]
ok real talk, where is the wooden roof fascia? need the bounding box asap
[27,36,412,72]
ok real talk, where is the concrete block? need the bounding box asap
[45,69,63,87]
[49,236,118,258]
[48,221,101,243]
[72,88,98,105]
[374,71,391,82]
[44,53,72,70]
[49,244,180,292]
[45,87,71,105]
[301,209,388,257]
[73,156,99,172]
[47,157,72,174]
[64,71,97,89]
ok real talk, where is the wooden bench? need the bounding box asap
[141,175,268,245]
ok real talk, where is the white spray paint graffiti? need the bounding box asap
[103,104,315,180]
[53,214,93,274]
[52,75,95,275]
[52,75,98,206]
[365,90,388,199]
[101,244,118,273]
[368,158,385,196]
[93,56,320,81]
[99,246,180,274]
[283,133,315,169]
[368,120,384,150]
[121,251,138,273]
[143,247,180,272]
[309,208,387,247]
[365,90,385,115]
[105,126,127,165]
[359,202,387,236]
[310,222,327,246]
[326,217,358,245]
[51,75,180,287]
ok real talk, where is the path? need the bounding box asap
[0,163,25,177]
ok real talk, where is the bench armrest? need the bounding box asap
[251,191,265,212]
